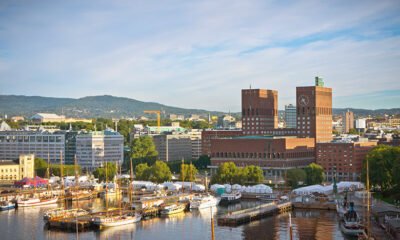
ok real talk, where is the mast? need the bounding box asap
[190,160,193,192]
[60,150,65,209]
[105,161,108,217]
[210,207,215,240]
[129,159,134,207]
[181,158,184,193]
[366,158,371,239]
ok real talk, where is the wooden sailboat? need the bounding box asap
[96,161,141,228]
[65,155,93,201]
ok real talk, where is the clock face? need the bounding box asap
[298,95,309,106]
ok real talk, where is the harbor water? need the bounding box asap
[0,199,350,240]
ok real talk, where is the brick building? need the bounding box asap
[201,130,242,156]
[210,136,315,181]
[242,89,278,135]
[316,141,377,181]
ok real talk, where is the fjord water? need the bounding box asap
[0,199,347,240]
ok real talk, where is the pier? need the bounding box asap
[217,202,292,226]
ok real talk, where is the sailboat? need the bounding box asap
[18,157,58,207]
[95,161,142,228]
[65,155,93,201]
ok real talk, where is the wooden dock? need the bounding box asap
[217,202,292,226]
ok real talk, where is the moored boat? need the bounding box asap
[65,190,94,201]
[339,202,364,236]
[17,196,58,207]
[219,191,241,205]
[0,201,16,211]
[190,194,220,209]
[160,204,186,215]
[98,212,142,228]
[43,208,89,221]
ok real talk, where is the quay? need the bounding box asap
[217,201,292,226]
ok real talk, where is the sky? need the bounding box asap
[0,0,399,111]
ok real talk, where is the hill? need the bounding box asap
[0,95,224,119]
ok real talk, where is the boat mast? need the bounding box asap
[181,158,184,194]
[210,207,215,240]
[366,158,371,239]
[130,158,134,210]
[105,161,108,217]
[60,150,65,209]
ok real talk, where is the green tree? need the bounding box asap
[212,162,239,184]
[195,155,211,169]
[180,163,198,182]
[363,145,400,192]
[130,136,158,166]
[287,168,307,188]
[304,163,325,185]
[149,161,172,183]
[135,163,151,180]
[348,128,359,135]
[93,162,118,182]
[243,165,264,184]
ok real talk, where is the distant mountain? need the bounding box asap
[0,95,224,119]
[332,108,400,117]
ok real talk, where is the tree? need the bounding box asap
[363,145,400,192]
[148,161,172,183]
[130,136,158,166]
[135,163,151,180]
[304,163,325,185]
[180,163,198,182]
[93,162,118,182]
[348,128,359,135]
[287,168,306,188]
[212,162,239,184]
[243,165,264,184]
[195,155,211,169]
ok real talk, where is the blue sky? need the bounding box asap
[0,0,399,111]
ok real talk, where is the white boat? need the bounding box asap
[190,194,220,209]
[99,213,142,228]
[219,191,241,205]
[339,202,364,236]
[17,196,58,207]
[43,208,88,221]
[160,204,186,215]
[0,201,15,211]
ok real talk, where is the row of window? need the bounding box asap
[0,168,17,173]
[212,151,313,159]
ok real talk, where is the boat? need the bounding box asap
[65,189,94,201]
[160,204,186,215]
[98,212,142,228]
[190,194,220,209]
[219,191,241,205]
[0,201,15,211]
[17,196,58,207]
[339,202,365,236]
[43,208,89,221]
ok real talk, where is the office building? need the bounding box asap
[76,130,124,170]
[153,134,192,162]
[242,89,278,135]
[0,130,65,163]
[316,141,377,181]
[284,104,297,129]
[343,110,354,133]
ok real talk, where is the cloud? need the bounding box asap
[0,0,399,111]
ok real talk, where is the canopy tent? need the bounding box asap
[14,176,48,187]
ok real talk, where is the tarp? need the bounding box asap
[14,176,48,187]
[292,181,365,195]
[210,183,273,194]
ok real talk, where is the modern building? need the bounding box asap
[355,118,366,132]
[296,77,333,143]
[152,134,192,162]
[242,89,278,135]
[285,104,297,128]
[64,131,79,165]
[0,130,65,163]
[75,130,124,170]
[187,130,202,159]
[0,154,35,181]
[343,110,354,133]
[316,140,377,181]
[209,136,315,181]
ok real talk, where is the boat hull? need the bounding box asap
[100,215,141,228]
[219,198,240,205]
[0,204,15,211]
[339,220,364,236]
[17,197,58,207]
[160,206,185,215]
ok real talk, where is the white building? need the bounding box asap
[31,113,66,123]
[76,130,124,170]
[0,130,65,163]
[355,118,367,130]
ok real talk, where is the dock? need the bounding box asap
[217,202,292,226]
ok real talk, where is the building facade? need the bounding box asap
[285,104,297,129]
[0,130,65,163]
[76,130,124,170]
[201,129,243,156]
[316,141,377,181]
[343,110,354,133]
[0,154,35,181]
[296,78,333,143]
[152,134,192,162]
[242,89,278,135]
[210,136,315,181]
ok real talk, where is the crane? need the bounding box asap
[143,110,161,133]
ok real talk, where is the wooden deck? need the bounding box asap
[217,202,292,226]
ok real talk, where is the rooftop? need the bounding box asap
[0,160,18,166]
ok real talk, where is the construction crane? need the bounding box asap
[144,110,161,133]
